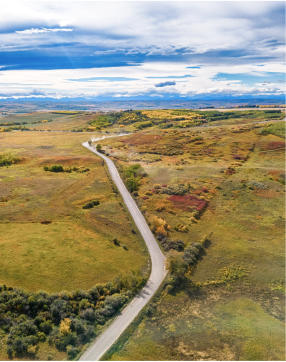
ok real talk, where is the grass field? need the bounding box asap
[99,115,285,361]
[1,108,283,133]
[0,110,284,360]
[0,131,148,293]
[0,111,94,131]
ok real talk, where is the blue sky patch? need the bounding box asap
[214,72,285,85]
[155,81,176,87]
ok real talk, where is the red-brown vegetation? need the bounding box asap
[264,141,285,151]
[168,194,208,212]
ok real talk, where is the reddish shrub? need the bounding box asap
[265,141,285,150]
[168,194,208,213]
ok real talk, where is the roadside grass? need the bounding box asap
[109,292,284,361]
[102,118,285,361]
[0,131,148,292]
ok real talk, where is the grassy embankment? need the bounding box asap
[98,114,285,361]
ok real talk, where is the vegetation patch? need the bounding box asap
[122,164,146,193]
[168,194,208,213]
[0,274,145,360]
[82,200,100,209]
[0,153,21,167]
[44,165,89,173]
[259,121,285,138]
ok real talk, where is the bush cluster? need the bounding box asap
[157,235,185,251]
[183,242,204,266]
[155,183,191,196]
[167,237,211,291]
[82,200,100,209]
[44,165,89,173]
[0,153,21,167]
[123,164,146,193]
[0,275,146,359]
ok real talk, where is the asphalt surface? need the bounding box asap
[80,136,167,361]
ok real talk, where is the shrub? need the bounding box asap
[50,299,71,324]
[113,238,120,246]
[0,153,21,167]
[125,175,140,192]
[168,255,188,288]
[158,236,185,251]
[160,183,191,195]
[67,345,80,360]
[82,200,100,209]
[123,164,146,192]
[39,320,53,334]
[150,215,170,237]
[183,242,204,266]
[44,165,64,173]
[54,332,77,352]
[174,224,189,233]
[80,308,95,322]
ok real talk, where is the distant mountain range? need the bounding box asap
[0,94,285,113]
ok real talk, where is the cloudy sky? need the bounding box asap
[0,0,285,100]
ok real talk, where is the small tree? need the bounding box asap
[126,176,139,192]
[96,144,102,152]
[168,255,188,288]
[67,345,79,360]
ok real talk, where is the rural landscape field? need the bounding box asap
[1,1,285,361]
[0,107,285,360]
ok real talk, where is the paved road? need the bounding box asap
[80,136,167,361]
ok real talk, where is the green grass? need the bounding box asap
[109,293,285,361]
[259,120,285,138]
[0,131,148,292]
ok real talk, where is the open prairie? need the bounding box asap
[0,131,148,293]
[98,113,285,361]
[0,109,284,361]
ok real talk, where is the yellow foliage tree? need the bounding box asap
[59,318,71,335]
[150,215,170,236]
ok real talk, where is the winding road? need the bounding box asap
[80,135,167,361]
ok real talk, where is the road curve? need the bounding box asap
[80,136,167,361]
